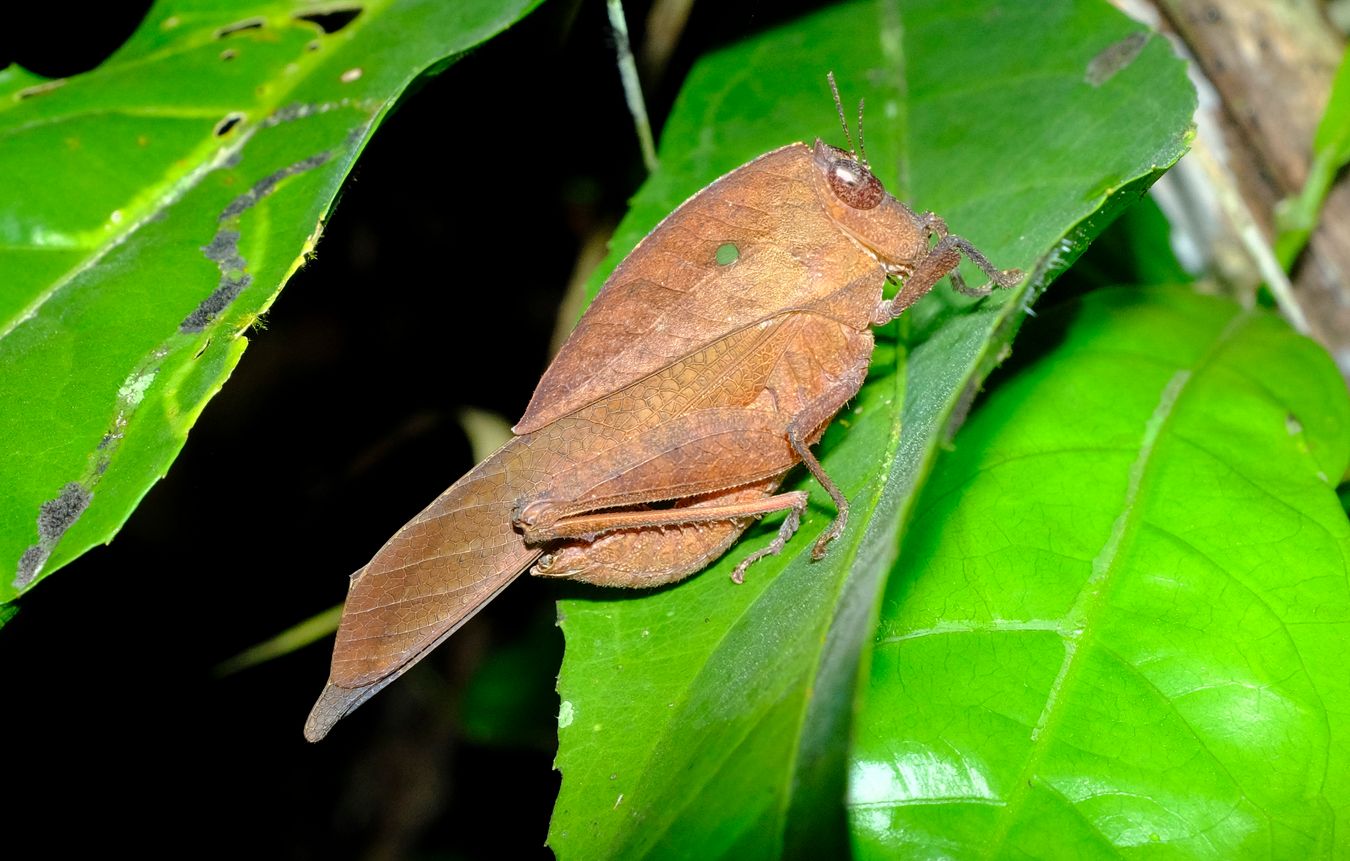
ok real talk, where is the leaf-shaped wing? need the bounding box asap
[514,143,879,433]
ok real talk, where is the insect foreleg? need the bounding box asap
[874,227,1022,323]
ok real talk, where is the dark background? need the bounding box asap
[0,1,831,858]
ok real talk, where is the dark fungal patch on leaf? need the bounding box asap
[38,484,91,541]
[183,229,252,332]
[183,99,375,332]
[15,483,92,589]
[202,229,245,267]
[1086,32,1148,87]
[221,152,330,218]
[183,152,332,332]
[295,7,362,34]
[15,352,169,592]
[345,123,371,146]
[263,103,325,127]
[15,549,42,589]
[263,98,381,129]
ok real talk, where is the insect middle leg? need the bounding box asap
[780,362,872,559]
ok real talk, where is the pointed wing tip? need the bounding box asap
[304,681,360,743]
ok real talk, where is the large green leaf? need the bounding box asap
[0,0,541,601]
[549,1,1195,857]
[851,286,1350,858]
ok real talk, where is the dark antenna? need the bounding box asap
[826,72,856,159]
[856,97,870,168]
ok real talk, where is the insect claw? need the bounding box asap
[811,534,833,560]
[811,517,847,559]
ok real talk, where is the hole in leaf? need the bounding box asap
[220,48,237,61]
[295,7,362,34]
[716,243,740,265]
[215,18,264,39]
[214,113,244,137]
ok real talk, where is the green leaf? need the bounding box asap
[214,603,343,676]
[550,1,1195,857]
[1275,46,1350,268]
[850,286,1350,858]
[0,0,542,601]
[1313,47,1350,167]
[1058,194,1190,293]
[460,607,563,749]
[457,406,516,465]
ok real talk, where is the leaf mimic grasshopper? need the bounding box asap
[305,76,1020,740]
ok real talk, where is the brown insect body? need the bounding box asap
[305,135,1020,741]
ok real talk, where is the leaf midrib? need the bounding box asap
[983,304,1253,857]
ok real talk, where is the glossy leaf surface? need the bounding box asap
[0,0,541,601]
[851,286,1350,858]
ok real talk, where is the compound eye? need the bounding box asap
[827,159,884,209]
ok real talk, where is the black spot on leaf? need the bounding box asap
[214,113,243,136]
